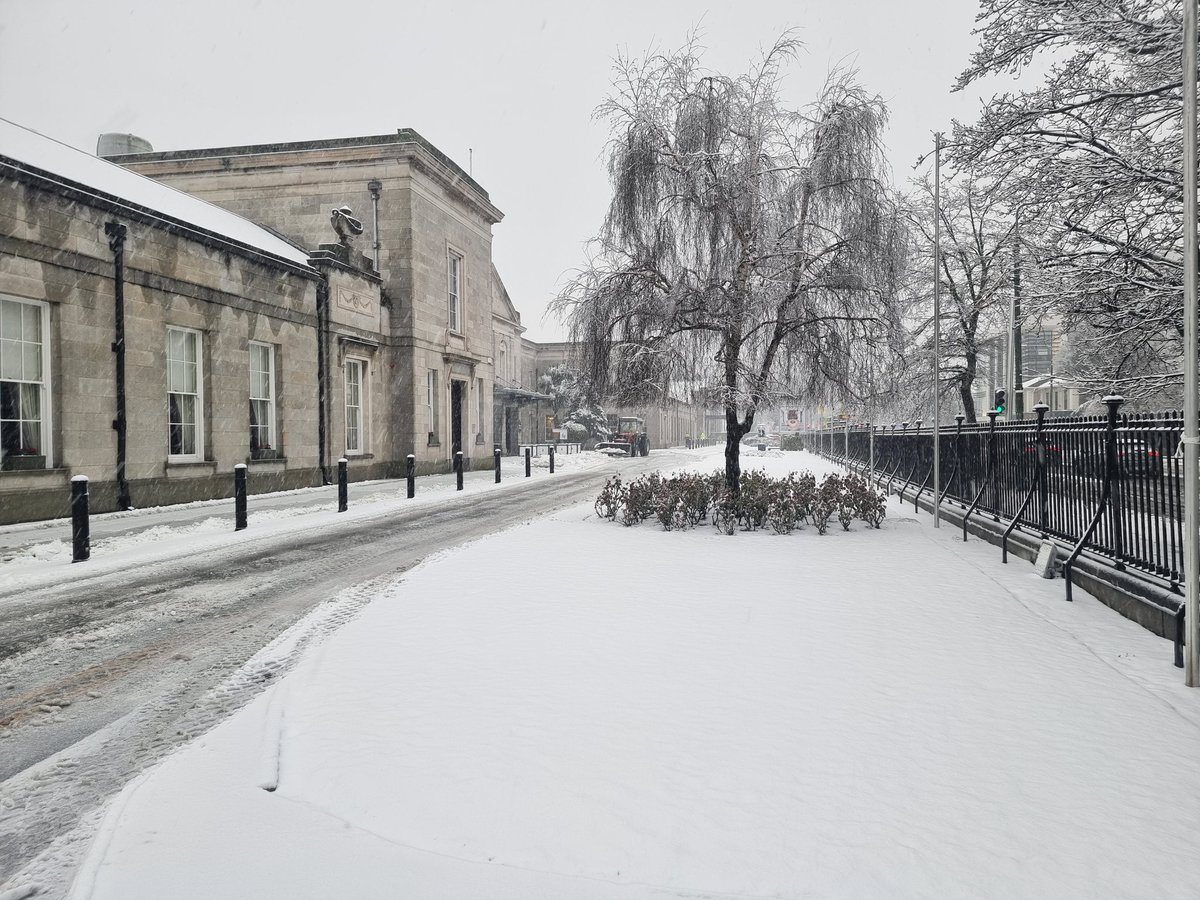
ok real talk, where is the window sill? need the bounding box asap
[165,459,217,478]
[344,453,374,460]
[2,455,47,472]
[249,456,288,468]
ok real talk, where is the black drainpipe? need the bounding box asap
[104,221,132,510]
[316,274,331,485]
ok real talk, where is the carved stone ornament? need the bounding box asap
[330,206,364,247]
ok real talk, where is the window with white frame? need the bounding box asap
[447,250,463,332]
[427,369,440,440]
[0,297,48,469]
[166,327,203,459]
[249,342,276,456]
[345,358,366,454]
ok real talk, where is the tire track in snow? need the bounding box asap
[0,457,674,898]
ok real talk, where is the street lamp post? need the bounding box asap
[1183,0,1199,686]
[933,132,942,527]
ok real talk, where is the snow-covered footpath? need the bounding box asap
[53,450,1200,899]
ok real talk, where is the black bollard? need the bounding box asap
[338,457,348,512]
[70,475,90,563]
[549,445,555,474]
[406,454,415,499]
[234,463,247,531]
[494,446,502,484]
[455,451,464,490]
[525,447,531,478]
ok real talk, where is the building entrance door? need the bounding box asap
[505,407,519,454]
[450,380,464,458]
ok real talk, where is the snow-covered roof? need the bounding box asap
[0,118,313,270]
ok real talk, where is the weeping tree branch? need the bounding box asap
[552,34,907,493]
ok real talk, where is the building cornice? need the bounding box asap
[113,129,504,226]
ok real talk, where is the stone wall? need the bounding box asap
[0,173,323,523]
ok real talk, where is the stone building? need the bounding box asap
[491,267,549,454]
[0,118,389,523]
[116,130,504,474]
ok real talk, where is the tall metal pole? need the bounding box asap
[1012,211,1024,418]
[933,133,942,527]
[1007,268,1017,422]
[1183,0,1199,686]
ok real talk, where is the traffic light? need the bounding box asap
[994,389,1007,414]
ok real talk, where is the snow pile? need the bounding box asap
[0,449,616,593]
[65,451,1200,900]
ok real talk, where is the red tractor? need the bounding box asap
[598,416,650,457]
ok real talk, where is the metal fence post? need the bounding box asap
[549,445,555,474]
[952,414,964,502]
[1034,403,1049,536]
[869,423,875,482]
[987,410,999,519]
[494,445,502,484]
[455,451,464,491]
[338,458,348,512]
[70,475,90,563]
[234,463,247,531]
[1104,395,1126,570]
[1177,604,1187,669]
[406,454,415,499]
[525,447,531,478]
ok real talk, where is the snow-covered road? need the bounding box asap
[0,449,676,896]
[10,449,1196,900]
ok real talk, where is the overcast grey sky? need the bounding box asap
[0,0,1017,341]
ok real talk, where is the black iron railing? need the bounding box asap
[809,400,1186,591]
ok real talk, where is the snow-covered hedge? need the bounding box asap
[594,469,886,535]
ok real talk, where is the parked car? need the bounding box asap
[1021,439,1063,466]
[1073,439,1164,477]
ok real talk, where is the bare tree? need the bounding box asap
[554,35,906,493]
[951,0,1187,402]
[901,171,1016,423]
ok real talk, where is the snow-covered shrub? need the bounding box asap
[650,473,715,531]
[780,434,804,451]
[767,498,800,534]
[711,488,739,535]
[737,469,773,531]
[621,473,661,526]
[846,474,887,528]
[811,474,841,535]
[594,475,624,521]
[594,467,885,538]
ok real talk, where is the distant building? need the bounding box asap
[973,325,1084,417]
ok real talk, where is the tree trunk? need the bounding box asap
[960,348,978,423]
[959,380,977,424]
[724,406,751,496]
